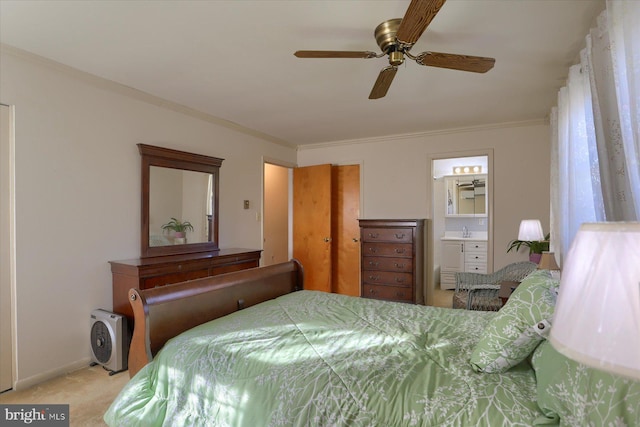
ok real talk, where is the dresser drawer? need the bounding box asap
[141,269,210,289]
[362,284,413,302]
[465,252,487,263]
[361,228,413,243]
[140,259,213,276]
[362,256,413,273]
[362,242,412,258]
[362,271,413,287]
[465,263,487,274]
[464,241,487,253]
[211,260,259,275]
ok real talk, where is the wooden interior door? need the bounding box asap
[332,165,360,296]
[293,164,332,292]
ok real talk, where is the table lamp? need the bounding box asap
[549,222,640,380]
[518,219,544,241]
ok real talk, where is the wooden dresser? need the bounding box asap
[110,248,261,319]
[359,219,425,304]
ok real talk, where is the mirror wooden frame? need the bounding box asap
[139,144,224,258]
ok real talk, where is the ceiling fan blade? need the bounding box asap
[369,66,398,99]
[396,0,447,46]
[415,51,495,73]
[294,50,377,59]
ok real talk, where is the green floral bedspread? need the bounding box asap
[104,291,542,426]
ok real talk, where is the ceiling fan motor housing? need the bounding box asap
[375,18,406,66]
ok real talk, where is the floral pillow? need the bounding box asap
[469,269,559,373]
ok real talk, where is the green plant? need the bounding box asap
[507,233,550,255]
[161,217,194,234]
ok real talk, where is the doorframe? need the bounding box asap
[0,103,17,392]
[262,157,296,265]
[426,149,494,306]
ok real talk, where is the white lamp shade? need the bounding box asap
[549,222,640,380]
[518,219,544,241]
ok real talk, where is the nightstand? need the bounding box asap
[499,280,520,306]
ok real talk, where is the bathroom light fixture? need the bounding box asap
[453,165,481,175]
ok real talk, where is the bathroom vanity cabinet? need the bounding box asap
[440,239,488,290]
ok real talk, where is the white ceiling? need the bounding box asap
[0,0,604,147]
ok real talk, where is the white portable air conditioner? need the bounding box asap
[90,309,129,375]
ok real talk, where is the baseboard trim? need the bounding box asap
[13,357,92,391]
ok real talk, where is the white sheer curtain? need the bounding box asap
[551,0,640,263]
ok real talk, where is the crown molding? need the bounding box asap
[297,119,547,151]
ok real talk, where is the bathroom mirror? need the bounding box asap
[444,174,487,217]
[139,144,223,258]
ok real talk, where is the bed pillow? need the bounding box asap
[531,340,640,426]
[469,269,558,373]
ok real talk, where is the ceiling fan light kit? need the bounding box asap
[294,0,495,99]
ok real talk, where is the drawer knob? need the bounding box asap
[369,289,377,295]
[394,263,406,269]
[368,275,380,281]
[368,261,379,267]
[368,247,377,253]
[395,233,405,239]
[395,248,405,254]
[396,291,405,297]
[368,233,379,239]
[395,277,405,283]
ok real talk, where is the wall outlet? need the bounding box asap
[478,218,485,225]
[244,200,250,209]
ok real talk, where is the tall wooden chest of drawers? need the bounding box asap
[359,219,425,304]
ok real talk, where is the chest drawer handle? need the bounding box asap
[177,264,183,270]
[368,247,377,253]
[396,291,405,297]
[368,261,379,267]
[395,233,405,239]
[369,289,377,295]
[368,275,380,281]
[395,277,405,283]
[394,263,406,269]
[367,232,379,239]
[395,248,405,254]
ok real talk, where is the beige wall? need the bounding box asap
[0,48,297,388]
[297,123,552,301]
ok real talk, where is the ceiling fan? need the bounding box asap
[294,0,495,99]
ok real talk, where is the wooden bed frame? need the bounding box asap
[126,259,304,377]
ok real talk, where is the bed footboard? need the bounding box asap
[127,259,304,377]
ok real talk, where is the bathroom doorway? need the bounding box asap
[427,151,493,307]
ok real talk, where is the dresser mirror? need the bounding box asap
[444,174,487,217]
[139,144,223,258]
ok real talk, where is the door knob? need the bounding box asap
[323,237,332,243]
[352,238,359,242]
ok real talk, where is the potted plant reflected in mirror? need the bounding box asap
[161,218,194,245]
[507,233,550,263]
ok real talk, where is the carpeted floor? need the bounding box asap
[0,365,129,426]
